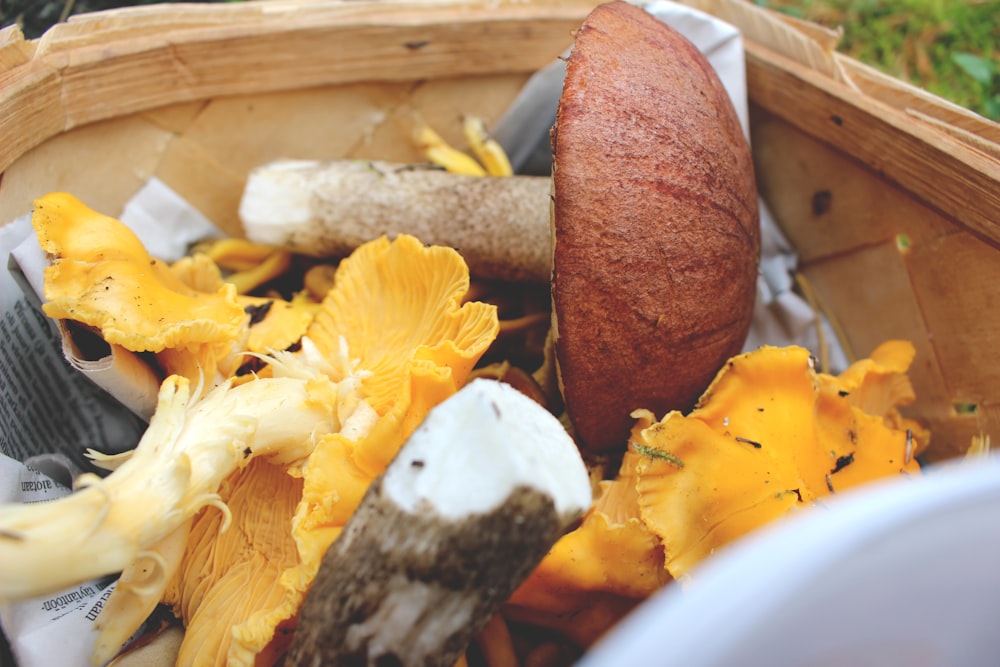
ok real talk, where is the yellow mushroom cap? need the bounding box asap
[306,233,499,473]
[242,293,318,356]
[163,234,500,666]
[821,339,930,455]
[168,252,320,379]
[507,440,671,646]
[34,193,245,353]
[633,344,923,580]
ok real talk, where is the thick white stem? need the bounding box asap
[287,378,591,667]
[239,159,553,283]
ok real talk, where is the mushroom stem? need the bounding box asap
[286,378,592,667]
[239,159,552,283]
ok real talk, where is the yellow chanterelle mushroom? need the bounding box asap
[161,234,499,666]
[10,193,499,667]
[33,192,246,357]
[633,341,926,581]
[505,440,670,648]
[505,341,926,652]
[34,193,327,387]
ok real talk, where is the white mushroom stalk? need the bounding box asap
[239,159,552,283]
[287,378,593,666]
[0,350,365,603]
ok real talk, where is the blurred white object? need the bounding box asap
[582,456,1000,666]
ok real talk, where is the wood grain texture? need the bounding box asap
[751,102,1000,461]
[0,0,591,173]
[838,57,1000,152]
[745,39,1000,250]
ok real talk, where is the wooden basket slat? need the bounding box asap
[840,58,1000,150]
[0,63,64,175]
[0,0,585,174]
[687,0,842,78]
[1,108,203,223]
[0,25,36,69]
[751,111,960,265]
[746,40,1000,251]
[0,70,536,233]
[151,73,534,233]
[32,0,566,52]
[908,231,1000,402]
[751,84,1000,462]
[32,1,282,52]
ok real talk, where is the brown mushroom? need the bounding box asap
[241,1,760,456]
[550,0,760,453]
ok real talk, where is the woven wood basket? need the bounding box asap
[3,1,1000,665]
[2,1,998,454]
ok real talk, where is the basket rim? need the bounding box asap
[0,0,594,173]
[1,0,998,245]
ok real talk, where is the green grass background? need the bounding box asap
[2,0,999,119]
[759,0,1000,119]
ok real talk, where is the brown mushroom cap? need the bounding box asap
[551,0,760,453]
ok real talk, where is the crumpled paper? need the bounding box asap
[0,181,221,667]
